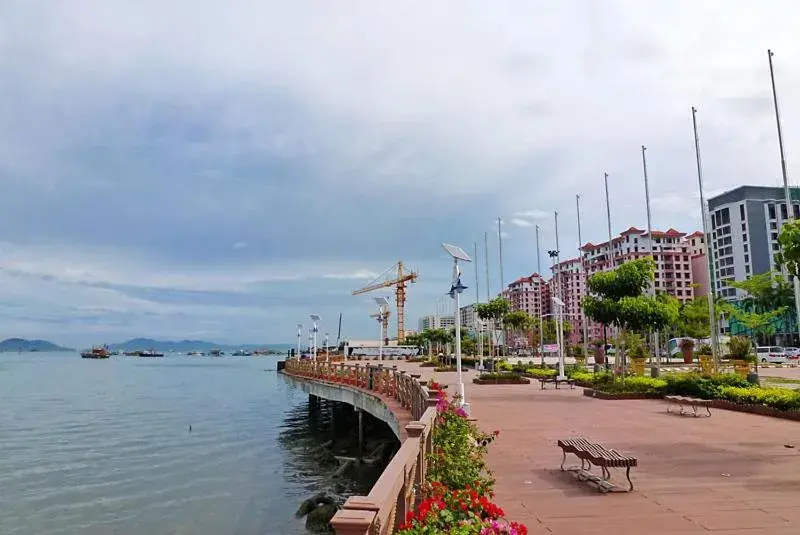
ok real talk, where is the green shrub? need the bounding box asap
[717,386,800,411]
[597,376,666,394]
[663,372,752,399]
[496,361,512,371]
[570,371,596,384]
[480,371,523,380]
[523,367,557,379]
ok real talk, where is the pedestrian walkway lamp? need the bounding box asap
[374,297,390,361]
[296,323,303,358]
[553,296,567,380]
[324,332,330,361]
[310,314,320,359]
[442,242,472,414]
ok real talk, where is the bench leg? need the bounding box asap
[625,466,634,492]
[691,403,698,417]
[666,402,672,413]
[705,404,712,417]
[541,381,545,390]
[560,449,567,470]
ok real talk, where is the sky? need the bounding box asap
[2,0,800,347]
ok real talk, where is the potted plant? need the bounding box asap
[591,339,605,365]
[727,336,753,378]
[679,338,695,364]
[626,333,647,376]
[697,344,713,375]
[570,344,587,367]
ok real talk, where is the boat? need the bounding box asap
[139,350,164,357]
[81,346,110,359]
[232,349,253,356]
[187,351,205,356]
[209,349,224,357]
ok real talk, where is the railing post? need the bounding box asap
[330,508,376,535]
[368,366,375,390]
[406,422,426,509]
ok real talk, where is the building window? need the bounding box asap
[744,243,748,253]
[740,204,745,220]
[769,204,776,219]
[742,223,746,232]
[744,254,749,263]
[721,208,730,224]
[781,204,788,220]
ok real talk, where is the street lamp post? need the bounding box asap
[296,323,303,358]
[324,332,330,361]
[310,314,320,360]
[442,243,472,414]
[374,297,390,362]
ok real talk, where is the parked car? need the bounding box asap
[755,346,788,364]
[783,347,800,361]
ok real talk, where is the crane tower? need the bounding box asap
[352,261,418,343]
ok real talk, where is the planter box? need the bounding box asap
[419,362,437,368]
[710,399,800,421]
[473,377,531,385]
[434,367,457,372]
[583,388,663,400]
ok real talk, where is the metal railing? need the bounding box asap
[282,360,440,534]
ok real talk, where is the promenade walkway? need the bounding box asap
[391,362,800,535]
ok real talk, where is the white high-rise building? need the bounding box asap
[707,185,800,300]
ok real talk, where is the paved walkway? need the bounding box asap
[389,361,800,535]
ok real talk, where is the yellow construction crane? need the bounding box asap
[352,261,418,343]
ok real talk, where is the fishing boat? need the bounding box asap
[139,350,164,357]
[209,349,224,357]
[231,349,253,356]
[81,346,110,359]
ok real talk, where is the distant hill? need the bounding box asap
[107,338,292,354]
[0,338,73,352]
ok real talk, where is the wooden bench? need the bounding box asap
[664,395,712,417]
[538,377,575,390]
[557,437,637,492]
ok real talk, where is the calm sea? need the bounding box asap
[0,352,374,535]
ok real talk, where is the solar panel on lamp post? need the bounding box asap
[310,314,320,360]
[442,243,472,414]
[374,297,390,362]
[553,296,567,380]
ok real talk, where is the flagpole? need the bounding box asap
[692,107,720,367]
[768,49,800,343]
[642,145,660,376]
[536,224,544,366]
[576,194,588,361]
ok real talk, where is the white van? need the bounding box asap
[755,346,787,364]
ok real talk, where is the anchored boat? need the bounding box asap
[81,346,110,359]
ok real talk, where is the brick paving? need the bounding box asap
[388,361,800,534]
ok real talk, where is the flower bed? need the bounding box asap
[473,372,530,385]
[576,371,800,416]
[434,366,458,372]
[397,386,527,535]
[419,361,437,368]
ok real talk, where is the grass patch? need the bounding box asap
[762,376,800,386]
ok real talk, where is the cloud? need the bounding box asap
[2,1,800,344]
[322,270,380,280]
[513,210,549,220]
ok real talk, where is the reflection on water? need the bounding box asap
[0,352,394,535]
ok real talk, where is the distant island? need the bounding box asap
[106,338,292,354]
[0,338,73,352]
